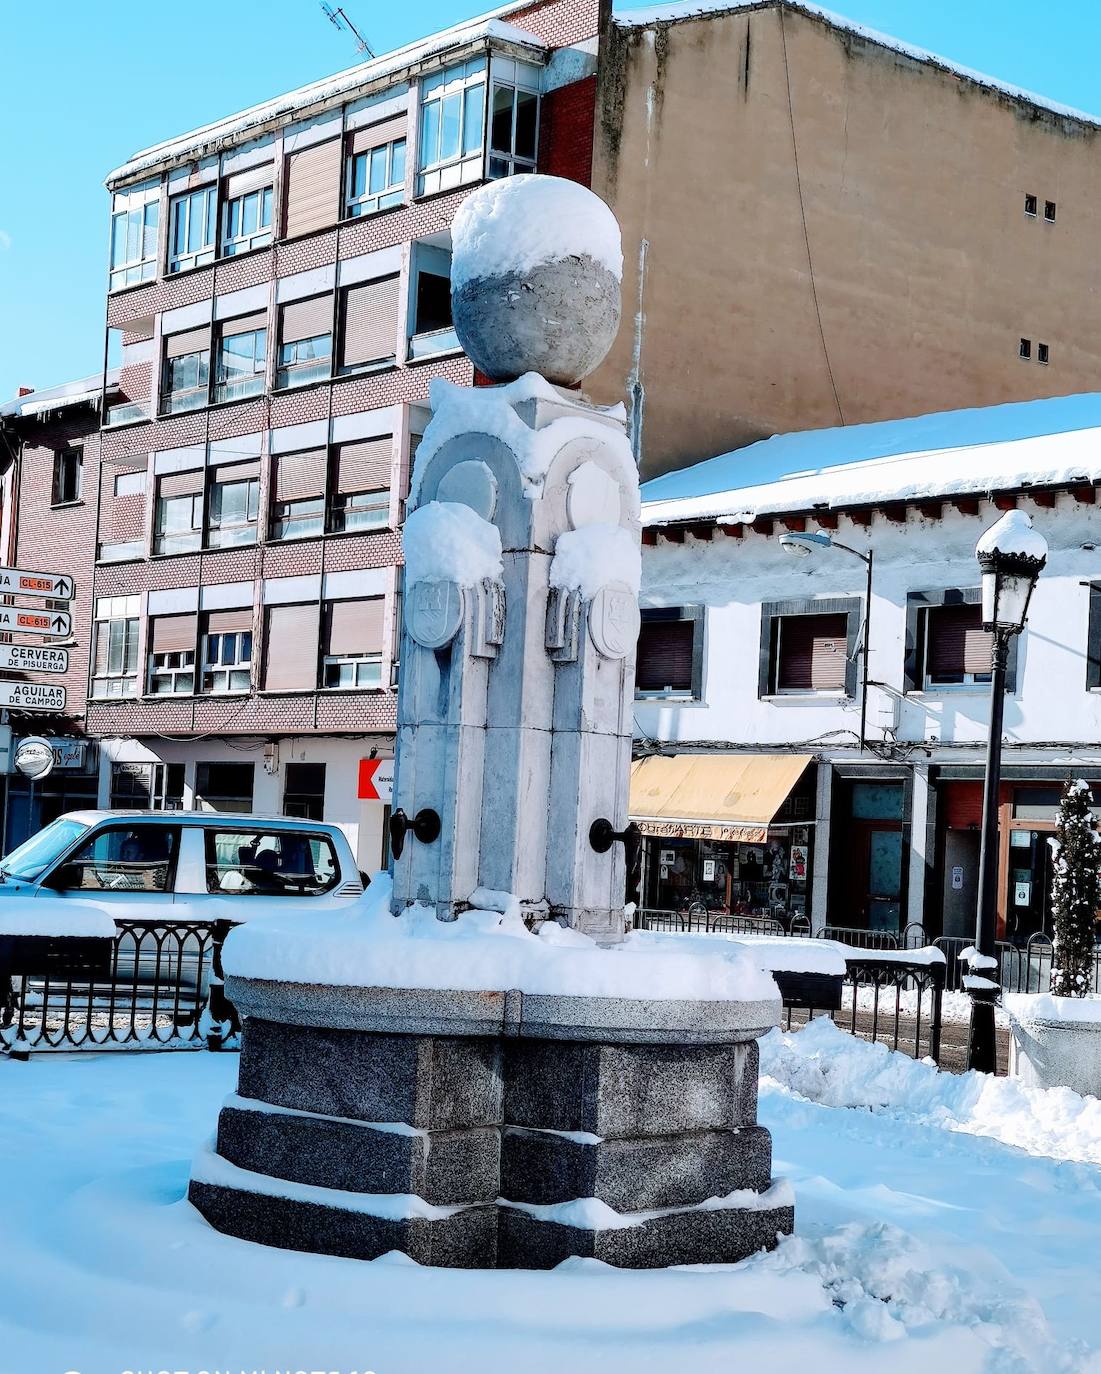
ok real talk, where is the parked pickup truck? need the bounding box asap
[0,810,369,1002]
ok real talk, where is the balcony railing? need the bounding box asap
[213,376,265,405]
[160,387,208,415]
[105,400,151,427]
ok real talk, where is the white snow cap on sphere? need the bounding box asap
[450,174,624,291]
[403,500,503,587]
[975,509,1048,563]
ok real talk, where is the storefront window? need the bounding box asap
[643,829,812,925]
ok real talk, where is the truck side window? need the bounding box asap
[48,826,178,893]
[203,829,339,895]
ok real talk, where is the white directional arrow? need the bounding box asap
[0,607,72,638]
[0,566,76,600]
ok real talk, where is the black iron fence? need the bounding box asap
[1,919,237,1055]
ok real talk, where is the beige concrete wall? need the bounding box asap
[591,4,1101,480]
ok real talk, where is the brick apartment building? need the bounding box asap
[80,0,603,867]
[0,375,120,847]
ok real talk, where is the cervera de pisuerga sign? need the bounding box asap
[0,567,75,601]
[0,644,68,674]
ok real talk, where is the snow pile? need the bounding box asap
[549,523,641,598]
[1004,993,1101,1025]
[0,900,116,938]
[451,174,623,291]
[641,929,848,976]
[975,509,1049,562]
[409,372,637,505]
[504,1179,793,1231]
[222,872,779,1004]
[639,389,1101,527]
[762,1017,1101,1165]
[403,499,503,587]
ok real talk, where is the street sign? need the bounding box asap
[0,567,75,600]
[0,644,69,674]
[358,756,394,803]
[0,682,67,713]
[13,736,55,780]
[0,608,71,638]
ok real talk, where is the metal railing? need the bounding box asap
[2,919,237,1054]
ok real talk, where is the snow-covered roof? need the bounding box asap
[640,391,1101,526]
[614,0,1101,131]
[0,370,120,422]
[107,12,547,186]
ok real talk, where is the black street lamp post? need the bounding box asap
[966,511,1047,1073]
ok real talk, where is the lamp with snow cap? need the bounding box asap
[967,509,1048,1075]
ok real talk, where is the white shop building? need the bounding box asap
[633,392,1101,941]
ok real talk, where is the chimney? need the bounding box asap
[16,387,33,398]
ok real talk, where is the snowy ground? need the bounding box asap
[1,1024,1098,1374]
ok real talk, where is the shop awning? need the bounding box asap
[629,753,814,843]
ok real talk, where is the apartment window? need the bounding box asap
[276,296,333,389]
[1038,342,1050,365]
[195,762,255,814]
[51,446,83,505]
[329,438,392,532]
[270,448,327,540]
[214,314,267,403]
[109,762,185,811]
[1045,200,1057,222]
[488,59,540,178]
[161,327,210,413]
[409,244,457,357]
[264,602,321,692]
[417,56,487,195]
[322,597,385,688]
[206,461,260,548]
[283,138,341,239]
[154,469,204,555]
[346,122,406,217]
[168,185,217,273]
[115,470,145,497]
[91,596,140,699]
[339,275,399,373]
[221,168,274,255]
[201,609,254,694]
[1019,337,1032,360]
[1087,584,1101,690]
[147,614,197,695]
[635,607,704,699]
[1024,193,1038,216]
[760,599,860,697]
[109,181,160,290]
[904,589,1013,693]
[284,762,326,821]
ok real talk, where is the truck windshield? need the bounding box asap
[0,818,89,881]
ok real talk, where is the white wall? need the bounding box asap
[637,494,1101,753]
[96,734,391,869]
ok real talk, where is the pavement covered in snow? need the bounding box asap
[1,1022,1099,1374]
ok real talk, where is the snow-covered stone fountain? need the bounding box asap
[189,174,793,1268]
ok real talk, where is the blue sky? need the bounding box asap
[1,0,1098,400]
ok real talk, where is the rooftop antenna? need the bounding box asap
[321,3,375,58]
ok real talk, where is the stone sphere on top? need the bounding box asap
[450,174,623,387]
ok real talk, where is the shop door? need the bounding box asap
[1004,828,1054,943]
[845,822,903,932]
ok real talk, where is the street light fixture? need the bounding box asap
[966,509,1048,1073]
[778,530,874,750]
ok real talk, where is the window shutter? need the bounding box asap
[225,165,274,200]
[206,607,254,635]
[928,604,993,677]
[165,327,210,358]
[280,295,332,344]
[264,603,320,691]
[778,613,847,691]
[334,438,392,493]
[158,468,205,498]
[636,620,693,692]
[284,139,341,239]
[326,598,384,656]
[212,459,261,484]
[273,449,327,502]
[340,276,399,367]
[350,117,406,154]
[221,311,267,338]
[151,614,197,654]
